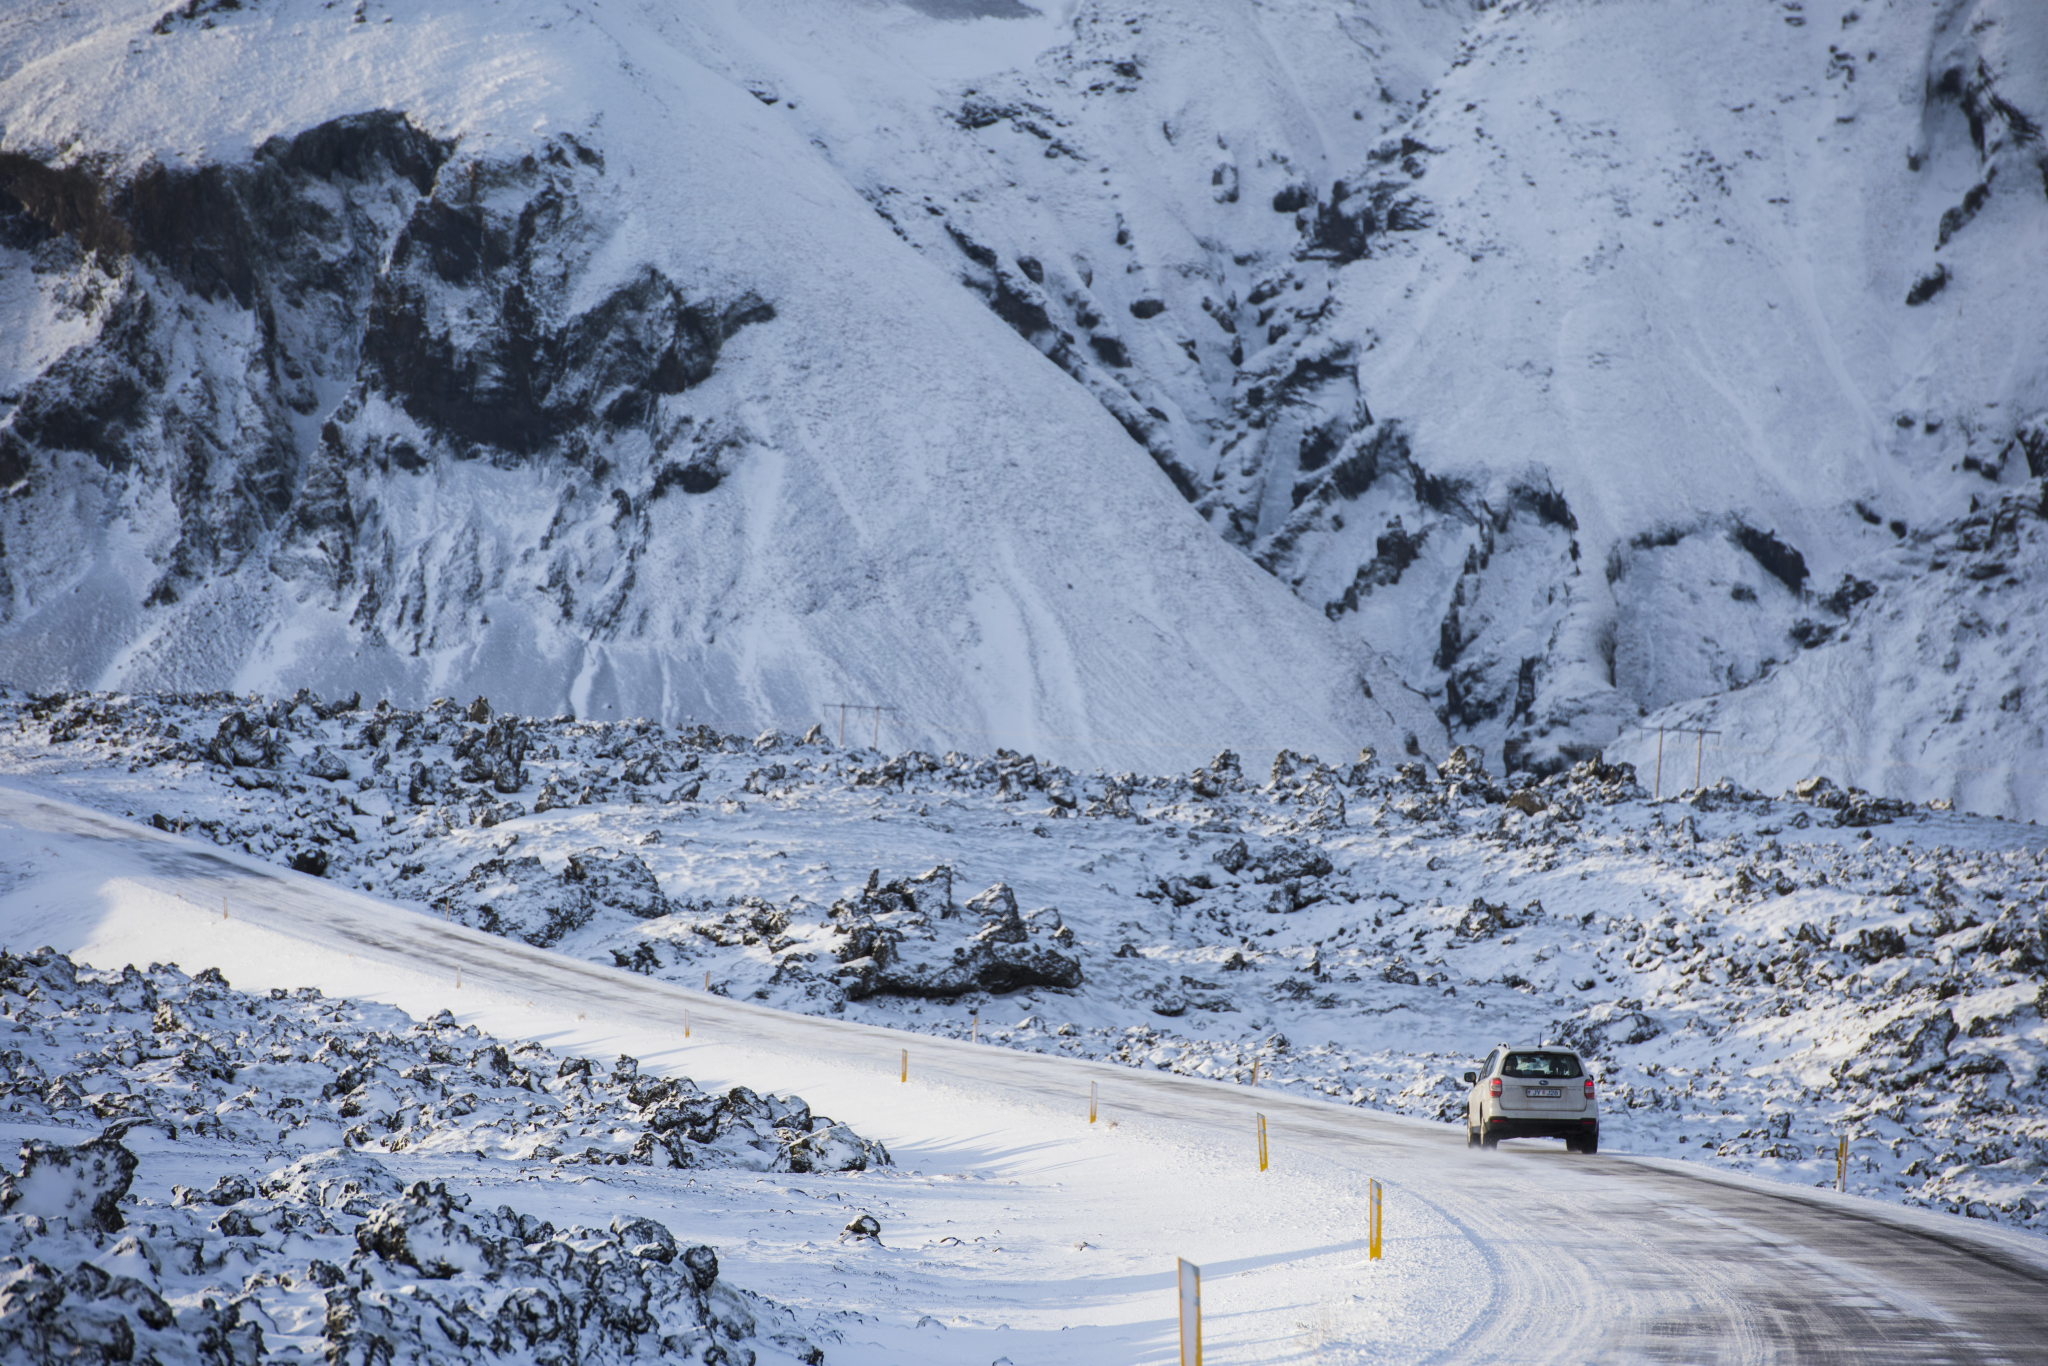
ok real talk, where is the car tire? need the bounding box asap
[1580,1131,1598,1155]
[1466,1124,1480,1149]
[1481,1128,1500,1150]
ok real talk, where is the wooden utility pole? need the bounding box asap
[825,703,897,750]
[1653,725,1720,798]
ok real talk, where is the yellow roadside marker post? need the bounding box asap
[1369,1178,1383,1260]
[1177,1258,1202,1366]
[1257,1113,1269,1172]
[900,1048,908,1083]
[684,1010,690,1039]
[1836,1136,1848,1192]
[704,970,710,992]
[972,1012,978,1045]
[1090,1081,1098,1123]
[222,896,229,921]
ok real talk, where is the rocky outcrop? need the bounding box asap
[0,947,884,1366]
[431,846,669,945]
[563,847,670,921]
[0,1131,138,1233]
[431,855,590,947]
[0,1135,818,1366]
[0,105,775,692]
[830,875,1083,1000]
[0,1254,255,1366]
[454,714,528,793]
[0,113,448,609]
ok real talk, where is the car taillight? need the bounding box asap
[1489,1077,1502,1098]
[1584,1078,1596,1098]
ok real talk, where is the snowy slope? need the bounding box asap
[0,0,1437,769]
[775,0,2048,790]
[2,0,2046,808]
[1611,481,2048,819]
[700,0,2048,800]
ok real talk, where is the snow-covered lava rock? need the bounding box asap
[0,945,890,1364]
[5,686,2046,1234]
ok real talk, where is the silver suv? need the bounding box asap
[1464,1044,1599,1153]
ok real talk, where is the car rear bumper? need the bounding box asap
[1487,1115,1598,1141]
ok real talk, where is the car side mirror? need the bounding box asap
[1462,1071,1477,1085]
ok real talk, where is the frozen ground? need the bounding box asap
[6,687,2046,1241]
[5,780,2048,1362]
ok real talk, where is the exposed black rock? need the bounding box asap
[1905,264,1951,305]
[0,110,449,567]
[1089,334,1132,368]
[0,111,777,676]
[831,877,1083,999]
[454,716,529,792]
[1271,182,1313,213]
[1818,574,1879,616]
[1733,523,1809,594]
[360,214,772,459]
[563,847,670,920]
[204,711,288,769]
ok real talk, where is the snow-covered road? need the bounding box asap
[5,782,2044,1364]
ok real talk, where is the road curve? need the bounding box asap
[4,784,2044,1364]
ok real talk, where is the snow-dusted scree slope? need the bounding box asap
[0,946,891,1364]
[0,0,1434,771]
[3,0,2046,808]
[10,687,2048,1236]
[752,0,2048,805]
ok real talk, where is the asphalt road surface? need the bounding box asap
[5,784,2044,1364]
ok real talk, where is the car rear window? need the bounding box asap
[1502,1051,1582,1079]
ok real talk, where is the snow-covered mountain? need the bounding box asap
[1,0,2043,809]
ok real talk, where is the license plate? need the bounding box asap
[1525,1087,1561,1097]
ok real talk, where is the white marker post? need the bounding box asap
[1177,1257,1202,1366]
